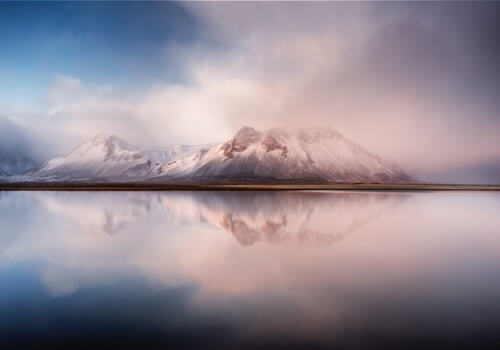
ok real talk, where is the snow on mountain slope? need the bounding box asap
[145,144,218,164]
[26,134,216,182]
[27,134,164,181]
[24,127,412,183]
[160,126,411,183]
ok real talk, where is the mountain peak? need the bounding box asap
[75,133,138,157]
[89,133,124,146]
[235,126,258,136]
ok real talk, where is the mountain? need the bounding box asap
[159,127,411,183]
[23,127,412,183]
[26,134,214,182]
[26,134,161,181]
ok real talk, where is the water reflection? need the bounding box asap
[0,191,500,348]
[11,191,403,245]
[164,191,403,246]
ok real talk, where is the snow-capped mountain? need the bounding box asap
[23,134,171,182]
[25,134,156,181]
[25,134,215,182]
[23,127,412,183]
[160,127,411,183]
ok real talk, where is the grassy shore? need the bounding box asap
[1,183,500,191]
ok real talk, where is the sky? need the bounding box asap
[0,1,499,183]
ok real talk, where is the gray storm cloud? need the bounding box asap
[1,2,499,183]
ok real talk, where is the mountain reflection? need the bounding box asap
[25,191,404,246]
[2,191,500,349]
[161,191,404,246]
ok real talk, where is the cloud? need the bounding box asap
[180,2,500,182]
[2,2,499,183]
[36,74,238,149]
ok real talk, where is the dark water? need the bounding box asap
[1,190,499,349]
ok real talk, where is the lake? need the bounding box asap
[1,190,499,349]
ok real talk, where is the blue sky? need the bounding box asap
[0,1,205,106]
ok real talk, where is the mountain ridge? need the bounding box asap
[12,126,413,184]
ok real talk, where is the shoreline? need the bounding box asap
[1,183,500,191]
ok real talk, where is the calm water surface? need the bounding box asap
[1,190,499,349]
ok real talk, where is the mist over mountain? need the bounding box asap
[12,126,412,184]
[0,116,39,176]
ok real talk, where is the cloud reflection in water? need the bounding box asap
[1,191,500,348]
